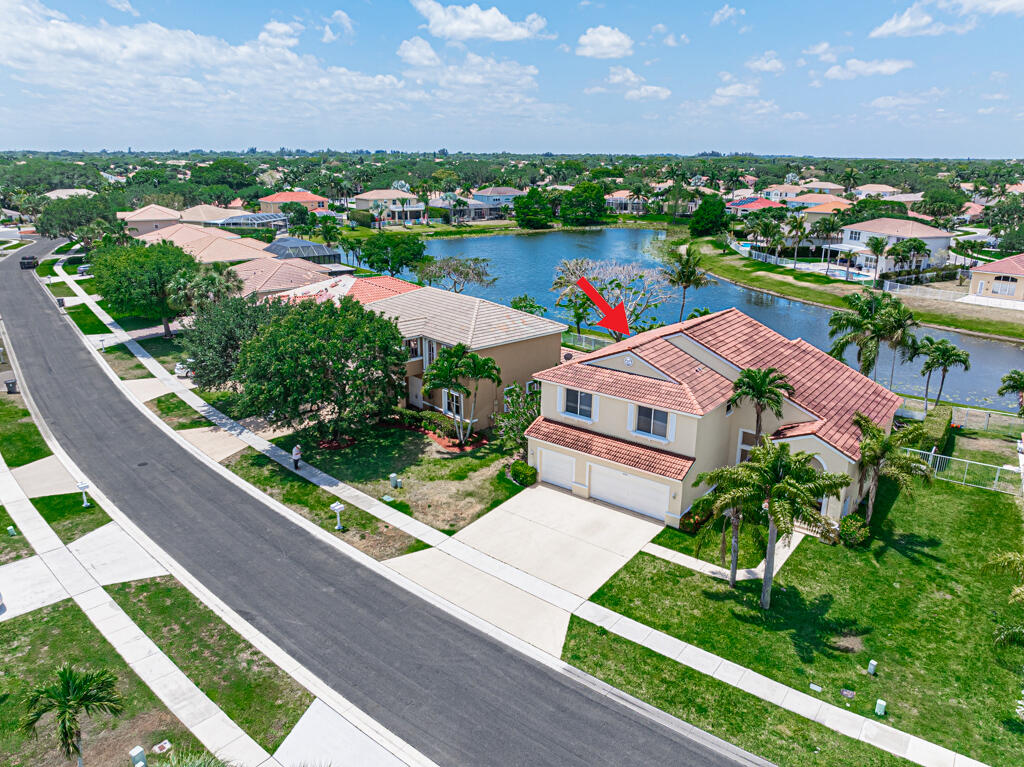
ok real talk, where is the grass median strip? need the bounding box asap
[0,395,53,468]
[46,281,77,298]
[0,599,201,765]
[147,393,210,430]
[32,492,110,545]
[563,618,905,767]
[108,576,313,753]
[0,504,34,565]
[102,342,154,380]
[65,303,110,335]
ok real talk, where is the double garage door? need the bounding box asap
[537,449,669,521]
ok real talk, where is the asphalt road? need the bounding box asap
[0,238,762,767]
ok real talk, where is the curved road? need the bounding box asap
[0,238,763,767]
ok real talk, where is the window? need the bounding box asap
[564,389,593,419]
[443,390,463,418]
[737,430,758,463]
[404,338,421,359]
[503,385,516,413]
[725,401,735,416]
[849,230,861,242]
[424,340,437,368]
[993,275,1018,296]
[635,406,669,438]
[527,380,541,394]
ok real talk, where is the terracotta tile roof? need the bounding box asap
[353,189,419,201]
[259,191,328,203]
[232,258,332,296]
[525,417,694,480]
[116,203,180,221]
[855,184,900,194]
[730,198,785,211]
[971,252,1024,276]
[792,193,847,205]
[346,276,423,304]
[535,334,733,415]
[841,217,951,239]
[802,201,852,214]
[681,309,902,459]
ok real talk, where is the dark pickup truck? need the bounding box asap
[19,253,39,270]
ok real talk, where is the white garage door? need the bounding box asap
[589,464,670,520]
[538,449,575,490]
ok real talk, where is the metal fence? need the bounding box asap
[562,332,614,350]
[882,281,967,302]
[906,446,1021,496]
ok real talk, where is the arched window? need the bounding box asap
[993,275,1018,297]
[809,456,828,515]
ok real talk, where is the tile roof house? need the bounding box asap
[232,258,337,298]
[179,204,233,224]
[839,218,953,272]
[116,204,181,234]
[605,189,647,214]
[761,184,805,202]
[258,191,328,214]
[525,308,901,525]
[727,197,785,215]
[786,193,848,209]
[800,181,845,194]
[279,277,566,429]
[800,200,852,225]
[854,183,900,199]
[352,189,425,222]
[135,223,272,263]
[472,186,525,216]
[968,252,1024,303]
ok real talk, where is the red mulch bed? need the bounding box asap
[396,423,488,453]
[316,436,357,450]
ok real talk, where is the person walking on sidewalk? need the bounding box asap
[291,444,302,470]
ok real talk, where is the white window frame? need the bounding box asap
[502,385,516,413]
[736,428,757,464]
[527,380,541,394]
[993,275,1018,296]
[405,337,423,360]
[560,387,596,423]
[442,389,463,419]
[849,230,861,242]
[634,405,669,439]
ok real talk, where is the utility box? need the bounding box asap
[389,472,399,488]
[128,746,148,766]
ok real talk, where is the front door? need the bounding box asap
[976,280,985,295]
[408,377,423,409]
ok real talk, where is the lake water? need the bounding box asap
[425,228,1024,411]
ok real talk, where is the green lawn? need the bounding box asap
[0,504,34,565]
[109,576,313,753]
[564,618,906,767]
[0,599,200,766]
[147,393,209,430]
[33,492,110,545]
[102,342,153,380]
[76,276,100,295]
[194,387,261,421]
[0,397,52,468]
[586,480,1024,766]
[652,520,765,570]
[136,336,185,373]
[46,281,77,298]
[34,258,60,278]
[95,300,161,332]
[65,303,110,335]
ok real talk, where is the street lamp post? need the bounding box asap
[329,501,346,532]
[76,481,91,508]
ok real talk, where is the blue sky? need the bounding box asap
[1,0,1022,156]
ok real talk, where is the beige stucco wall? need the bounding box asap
[969,272,1024,302]
[125,218,178,235]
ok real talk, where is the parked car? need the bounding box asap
[76,264,90,275]
[174,359,195,378]
[19,254,38,269]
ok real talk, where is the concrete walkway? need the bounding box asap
[0,451,278,767]
[46,261,992,767]
[642,533,805,582]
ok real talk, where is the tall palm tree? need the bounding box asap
[729,368,795,440]
[700,438,848,609]
[853,412,931,524]
[21,663,124,767]
[661,244,718,321]
[865,235,888,286]
[840,167,859,192]
[422,344,502,445]
[875,302,919,390]
[686,306,712,319]
[924,340,970,409]
[691,466,765,587]
[998,369,1024,417]
[786,214,808,269]
[369,200,387,229]
[828,290,897,379]
[908,335,939,414]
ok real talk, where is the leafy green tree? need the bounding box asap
[917,183,967,217]
[997,226,1024,255]
[689,195,728,237]
[279,201,310,228]
[557,287,594,336]
[494,381,540,457]
[168,262,243,312]
[998,369,1024,416]
[319,217,340,248]
[235,299,407,441]
[422,343,502,444]
[509,294,547,316]
[660,243,717,321]
[865,235,888,285]
[922,339,970,408]
[91,242,197,337]
[513,188,554,230]
[21,663,124,767]
[559,181,608,226]
[416,256,495,293]
[362,233,427,276]
[853,412,930,524]
[36,196,113,239]
[728,368,795,440]
[189,158,254,189]
[887,237,930,271]
[180,295,291,389]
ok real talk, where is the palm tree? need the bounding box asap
[628,183,649,215]
[908,335,938,414]
[853,412,931,524]
[661,244,718,322]
[786,214,808,269]
[865,235,888,286]
[369,200,387,229]
[691,467,765,587]
[840,167,859,192]
[422,344,502,444]
[686,306,712,319]
[998,369,1024,417]
[729,367,795,440]
[875,302,919,390]
[169,263,242,312]
[828,290,897,378]
[21,663,124,767]
[811,215,840,271]
[924,340,970,409]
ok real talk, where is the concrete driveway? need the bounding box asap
[456,486,663,599]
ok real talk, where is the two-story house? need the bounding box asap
[525,309,901,526]
[853,184,900,199]
[472,187,525,218]
[840,218,953,272]
[279,276,566,428]
[116,203,181,234]
[760,184,804,202]
[352,189,425,222]
[258,191,328,214]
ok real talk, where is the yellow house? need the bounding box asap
[526,309,902,527]
[969,253,1024,302]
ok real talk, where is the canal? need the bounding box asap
[424,228,1024,411]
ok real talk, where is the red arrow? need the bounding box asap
[575,277,630,336]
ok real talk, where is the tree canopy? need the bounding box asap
[362,233,427,276]
[512,188,554,230]
[559,181,608,226]
[689,195,727,237]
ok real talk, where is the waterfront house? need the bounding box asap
[352,189,425,222]
[969,253,1024,302]
[258,191,328,214]
[839,218,953,271]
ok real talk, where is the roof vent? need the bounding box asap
[624,356,634,367]
[695,365,704,372]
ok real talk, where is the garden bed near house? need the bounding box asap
[581,479,1024,766]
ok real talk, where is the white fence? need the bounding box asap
[882,281,966,302]
[906,446,1021,496]
[562,332,614,350]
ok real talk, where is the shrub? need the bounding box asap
[918,404,953,452]
[427,206,451,224]
[839,514,870,547]
[420,410,458,439]
[393,407,424,429]
[348,209,374,228]
[679,507,713,534]
[510,459,537,486]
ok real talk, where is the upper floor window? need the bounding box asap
[443,389,463,419]
[404,338,421,359]
[564,389,593,419]
[635,406,668,438]
[849,230,861,241]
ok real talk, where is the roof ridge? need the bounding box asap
[467,295,482,346]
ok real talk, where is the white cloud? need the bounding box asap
[978,106,997,114]
[410,0,548,41]
[583,85,608,95]
[650,23,668,34]
[663,32,688,46]
[825,58,914,80]
[795,57,807,67]
[746,50,784,73]
[991,70,1009,79]
[626,85,671,101]
[982,92,1009,99]
[258,20,305,48]
[946,0,1024,15]
[749,99,779,115]
[867,87,946,109]
[397,36,441,66]
[782,111,808,120]
[329,10,354,34]
[870,2,976,37]
[106,0,139,16]
[576,25,633,58]
[711,4,745,25]
[709,81,758,105]
[607,65,643,86]
[802,41,839,62]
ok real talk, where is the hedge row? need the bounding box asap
[918,404,953,452]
